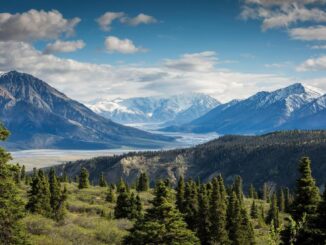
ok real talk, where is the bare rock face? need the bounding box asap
[0,71,173,150]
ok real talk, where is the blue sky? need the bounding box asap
[0,0,325,102]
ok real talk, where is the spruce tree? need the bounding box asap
[292,157,320,221]
[249,184,255,199]
[278,188,285,212]
[123,181,199,245]
[0,124,29,244]
[197,185,211,245]
[21,165,26,182]
[233,176,244,204]
[114,184,132,219]
[99,172,107,187]
[106,185,116,203]
[209,177,229,244]
[78,167,89,189]
[136,172,149,192]
[250,200,259,219]
[184,181,199,230]
[26,169,52,217]
[176,176,185,213]
[266,193,280,229]
[227,191,242,244]
[49,168,67,221]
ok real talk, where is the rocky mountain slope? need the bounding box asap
[163,83,325,134]
[53,130,326,189]
[0,71,173,150]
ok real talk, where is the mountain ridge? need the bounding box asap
[0,71,174,150]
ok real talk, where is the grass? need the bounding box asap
[19,182,276,244]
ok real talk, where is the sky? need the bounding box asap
[0,0,326,103]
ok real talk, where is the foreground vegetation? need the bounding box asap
[1,125,326,244]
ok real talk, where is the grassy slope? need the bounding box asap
[19,183,278,245]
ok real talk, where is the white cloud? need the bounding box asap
[96,12,125,31]
[0,41,309,103]
[96,12,157,31]
[297,55,326,71]
[104,36,146,54]
[264,61,292,68]
[241,0,326,30]
[289,25,326,40]
[0,9,80,41]
[120,13,157,26]
[43,40,85,54]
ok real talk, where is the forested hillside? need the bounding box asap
[55,130,326,190]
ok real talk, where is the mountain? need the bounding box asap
[53,130,326,189]
[0,71,173,150]
[163,83,325,134]
[87,93,220,128]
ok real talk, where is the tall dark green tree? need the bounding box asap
[197,185,211,245]
[48,168,67,221]
[209,177,229,244]
[266,193,280,229]
[250,200,259,219]
[0,124,29,244]
[136,172,149,192]
[114,184,132,219]
[183,181,199,230]
[291,157,320,221]
[99,172,107,187]
[20,165,26,182]
[106,185,116,203]
[26,169,52,217]
[78,167,90,189]
[278,188,285,212]
[233,176,244,204]
[176,176,185,213]
[123,181,200,245]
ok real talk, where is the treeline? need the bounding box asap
[54,130,326,189]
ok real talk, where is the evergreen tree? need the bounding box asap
[250,200,259,219]
[197,185,211,244]
[135,194,143,219]
[48,168,66,221]
[123,181,200,245]
[209,177,229,244]
[99,172,107,187]
[61,171,68,182]
[233,176,244,203]
[106,185,116,203]
[0,124,29,244]
[227,192,242,244]
[114,184,132,219]
[291,157,320,221]
[21,165,26,182]
[239,208,256,245]
[176,176,185,213]
[262,183,270,203]
[26,169,52,217]
[249,184,255,199]
[183,181,199,230]
[136,172,149,192]
[278,188,285,212]
[266,193,280,229]
[78,167,89,189]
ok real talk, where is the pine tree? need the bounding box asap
[48,168,66,221]
[106,185,116,203]
[266,193,280,229]
[183,181,199,230]
[209,177,229,244]
[26,169,52,217]
[0,124,29,244]
[123,181,200,245]
[233,176,244,204]
[135,194,143,219]
[176,176,185,213]
[78,167,89,189]
[21,165,26,182]
[99,172,107,187]
[197,185,211,245]
[239,208,256,245]
[114,184,132,219]
[262,183,270,202]
[278,188,285,212]
[291,157,320,221]
[227,191,242,244]
[249,184,255,199]
[250,200,259,219]
[136,172,149,192]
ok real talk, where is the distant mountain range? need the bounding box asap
[86,93,220,128]
[0,71,173,150]
[163,83,326,134]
